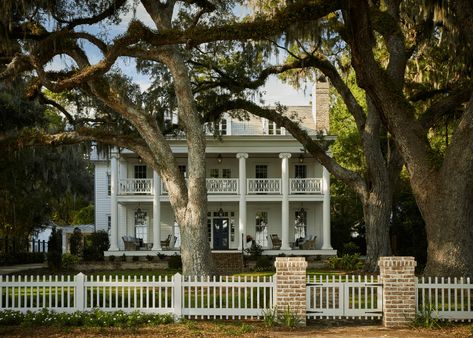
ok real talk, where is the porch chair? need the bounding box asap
[160,234,172,250]
[299,235,316,250]
[122,236,140,251]
[270,234,282,249]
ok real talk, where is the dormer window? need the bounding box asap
[263,119,285,135]
[220,118,227,135]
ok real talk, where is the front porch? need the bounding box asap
[104,248,337,257]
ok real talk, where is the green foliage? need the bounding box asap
[168,255,182,270]
[411,304,441,329]
[108,255,116,262]
[61,253,80,270]
[72,204,94,225]
[132,255,139,262]
[83,231,110,261]
[340,242,360,255]
[254,256,274,272]
[0,309,173,327]
[261,306,278,327]
[47,227,62,270]
[279,306,301,328]
[244,242,263,259]
[327,253,364,271]
[146,255,154,262]
[68,229,83,256]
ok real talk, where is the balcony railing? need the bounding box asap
[161,178,239,195]
[289,178,322,194]
[247,178,281,194]
[119,179,153,195]
[120,178,322,195]
[206,178,239,194]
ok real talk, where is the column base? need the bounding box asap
[321,245,333,250]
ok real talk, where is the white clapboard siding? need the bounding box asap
[94,163,111,233]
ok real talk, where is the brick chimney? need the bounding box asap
[311,80,330,133]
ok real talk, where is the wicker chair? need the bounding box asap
[270,234,282,249]
[160,235,172,250]
[299,235,316,250]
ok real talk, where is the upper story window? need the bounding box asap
[205,118,231,136]
[220,119,227,135]
[255,165,268,179]
[263,119,285,135]
[107,173,111,196]
[295,165,307,178]
[178,165,187,178]
[134,165,147,179]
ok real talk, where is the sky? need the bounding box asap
[46,2,312,107]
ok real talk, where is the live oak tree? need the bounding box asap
[0,0,339,275]
[2,0,471,276]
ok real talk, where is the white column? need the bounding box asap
[110,147,119,250]
[237,153,248,250]
[152,171,161,250]
[321,166,333,249]
[279,152,291,250]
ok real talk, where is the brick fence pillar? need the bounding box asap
[274,257,307,326]
[378,256,417,327]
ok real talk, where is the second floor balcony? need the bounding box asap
[118,178,322,196]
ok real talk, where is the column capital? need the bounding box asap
[236,152,248,159]
[111,147,119,158]
[279,152,292,159]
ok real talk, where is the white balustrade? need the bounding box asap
[161,178,239,195]
[247,178,281,194]
[290,178,322,194]
[118,179,153,195]
[206,178,239,194]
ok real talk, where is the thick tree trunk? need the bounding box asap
[421,191,473,277]
[363,188,392,271]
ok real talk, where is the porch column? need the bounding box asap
[237,152,248,250]
[321,165,333,249]
[152,171,162,250]
[279,152,291,250]
[110,147,119,251]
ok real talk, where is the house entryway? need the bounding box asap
[213,218,229,250]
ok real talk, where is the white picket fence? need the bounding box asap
[417,276,473,321]
[0,273,274,319]
[306,275,382,319]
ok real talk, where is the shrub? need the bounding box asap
[47,227,62,270]
[108,255,116,262]
[132,256,139,262]
[69,228,83,256]
[412,303,441,328]
[254,256,274,272]
[146,255,154,262]
[341,241,360,255]
[61,253,80,270]
[0,309,173,327]
[83,231,110,261]
[0,252,45,265]
[121,254,127,262]
[244,242,263,260]
[261,307,278,328]
[327,253,364,271]
[168,254,182,270]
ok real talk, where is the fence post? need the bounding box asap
[378,256,417,328]
[173,273,182,321]
[75,272,85,311]
[274,257,308,326]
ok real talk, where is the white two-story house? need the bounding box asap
[91,81,336,256]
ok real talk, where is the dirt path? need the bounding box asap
[0,323,470,338]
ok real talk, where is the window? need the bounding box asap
[255,211,268,247]
[294,209,307,241]
[107,173,111,196]
[295,165,307,178]
[222,169,231,178]
[134,165,147,179]
[263,119,285,135]
[178,165,187,178]
[107,215,111,235]
[255,165,268,179]
[134,209,148,242]
[220,119,227,135]
[210,168,219,178]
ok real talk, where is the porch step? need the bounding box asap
[212,252,244,275]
